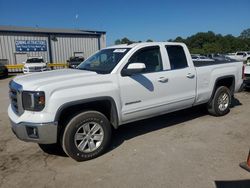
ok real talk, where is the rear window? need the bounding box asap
[236,52,244,56]
[165,45,188,70]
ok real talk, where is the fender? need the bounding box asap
[209,75,235,103]
[54,96,119,129]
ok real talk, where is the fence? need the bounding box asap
[6,63,68,72]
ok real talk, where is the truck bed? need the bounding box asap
[193,60,239,67]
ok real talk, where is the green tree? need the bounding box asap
[146,39,153,42]
[120,37,132,44]
[240,28,250,39]
[174,36,184,42]
[115,39,121,45]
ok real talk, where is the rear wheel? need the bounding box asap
[207,86,231,116]
[62,111,112,161]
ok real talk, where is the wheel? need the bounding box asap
[0,68,8,78]
[62,111,112,161]
[207,86,231,116]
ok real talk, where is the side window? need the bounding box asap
[236,52,243,56]
[127,46,163,73]
[166,45,188,70]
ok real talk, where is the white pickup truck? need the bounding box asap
[8,42,244,161]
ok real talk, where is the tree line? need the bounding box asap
[114,28,250,54]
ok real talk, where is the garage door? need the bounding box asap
[15,53,27,64]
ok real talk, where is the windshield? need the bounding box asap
[26,58,44,63]
[78,48,130,74]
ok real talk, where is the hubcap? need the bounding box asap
[74,122,104,153]
[218,92,229,111]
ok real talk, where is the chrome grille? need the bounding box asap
[29,66,43,71]
[9,81,23,115]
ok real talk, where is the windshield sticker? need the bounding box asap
[113,49,127,53]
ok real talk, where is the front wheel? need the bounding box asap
[207,86,231,116]
[62,111,112,161]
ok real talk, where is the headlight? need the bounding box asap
[22,91,45,111]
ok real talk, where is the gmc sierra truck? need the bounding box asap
[8,42,244,161]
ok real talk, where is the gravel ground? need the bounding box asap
[0,76,250,188]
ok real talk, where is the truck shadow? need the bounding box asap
[110,96,242,152]
[231,96,242,108]
[215,180,250,188]
[110,105,208,151]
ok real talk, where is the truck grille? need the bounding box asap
[29,66,43,71]
[9,81,23,115]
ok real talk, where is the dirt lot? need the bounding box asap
[0,76,250,188]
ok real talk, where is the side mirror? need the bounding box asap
[121,63,146,76]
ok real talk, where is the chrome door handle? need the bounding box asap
[186,73,195,78]
[158,77,168,83]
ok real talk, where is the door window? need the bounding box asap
[126,46,163,73]
[165,46,188,70]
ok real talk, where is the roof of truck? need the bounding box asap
[106,42,185,49]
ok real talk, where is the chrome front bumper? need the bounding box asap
[10,120,58,144]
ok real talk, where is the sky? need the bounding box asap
[0,0,249,46]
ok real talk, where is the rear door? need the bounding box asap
[162,45,196,109]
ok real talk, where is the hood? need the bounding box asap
[14,69,98,90]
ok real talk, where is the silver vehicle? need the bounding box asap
[191,54,214,62]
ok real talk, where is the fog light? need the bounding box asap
[26,126,39,139]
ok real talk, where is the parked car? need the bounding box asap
[23,57,47,74]
[191,54,214,62]
[0,62,8,78]
[67,56,85,69]
[226,51,250,63]
[207,54,233,62]
[8,42,244,161]
[244,64,250,88]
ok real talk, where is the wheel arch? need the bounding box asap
[55,96,119,131]
[209,75,235,103]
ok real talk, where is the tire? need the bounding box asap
[62,111,112,161]
[4,68,8,78]
[207,86,231,116]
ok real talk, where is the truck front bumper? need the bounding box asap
[10,120,58,144]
